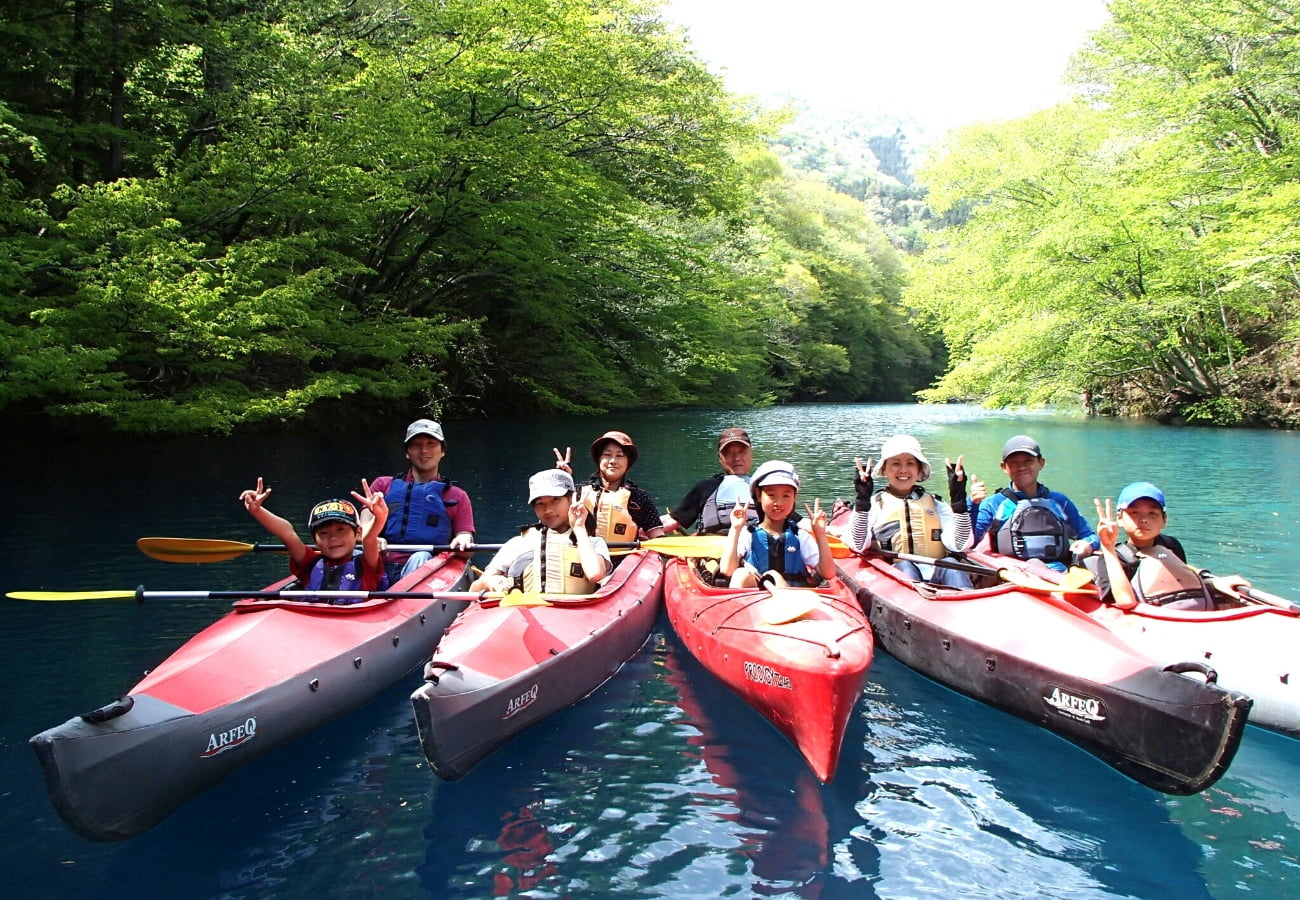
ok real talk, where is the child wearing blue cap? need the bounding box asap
[239,476,390,601]
[1092,482,1250,610]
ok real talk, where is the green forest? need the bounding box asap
[2,0,1297,433]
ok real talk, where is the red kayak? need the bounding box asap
[663,555,874,783]
[830,509,1251,795]
[410,548,664,780]
[30,553,471,841]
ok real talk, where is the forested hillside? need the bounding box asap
[0,0,933,434]
[908,0,1300,427]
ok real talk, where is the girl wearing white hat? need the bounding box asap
[846,435,975,589]
[719,460,835,589]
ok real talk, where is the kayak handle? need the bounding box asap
[1163,660,1219,684]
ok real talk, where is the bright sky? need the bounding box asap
[660,0,1113,133]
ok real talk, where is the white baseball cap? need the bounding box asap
[528,469,576,504]
[404,419,445,444]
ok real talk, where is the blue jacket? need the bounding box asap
[973,484,1099,549]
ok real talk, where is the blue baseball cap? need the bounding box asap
[1117,481,1166,511]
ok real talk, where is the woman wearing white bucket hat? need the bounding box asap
[845,435,976,589]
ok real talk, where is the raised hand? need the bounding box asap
[240,476,271,513]
[853,457,875,510]
[804,498,828,534]
[1093,497,1119,551]
[945,455,969,512]
[553,446,573,473]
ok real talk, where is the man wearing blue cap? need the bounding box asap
[1092,482,1250,610]
[973,434,1099,571]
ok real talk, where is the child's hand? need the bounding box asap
[353,478,388,525]
[553,446,572,473]
[1093,497,1119,551]
[240,477,271,513]
[730,498,750,529]
[804,498,828,534]
[568,497,588,531]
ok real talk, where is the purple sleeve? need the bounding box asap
[447,485,475,536]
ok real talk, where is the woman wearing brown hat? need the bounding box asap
[554,430,665,544]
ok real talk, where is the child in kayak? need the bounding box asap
[1093,482,1250,610]
[973,434,1099,572]
[720,460,834,589]
[469,469,612,595]
[239,476,390,601]
[844,434,975,588]
[552,430,665,544]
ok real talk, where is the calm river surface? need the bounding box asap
[4,404,1299,899]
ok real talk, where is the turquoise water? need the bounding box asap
[3,404,1299,898]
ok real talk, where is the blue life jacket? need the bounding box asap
[384,476,454,545]
[304,556,388,601]
[748,519,809,586]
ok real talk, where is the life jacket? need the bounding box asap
[383,475,454,545]
[990,488,1075,563]
[304,556,388,599]
[700,474,757,534]
[871,489,946,559]
[520,527,598,594]
[579,482,637,543]
[747,518,810,586]
[1118,539,1215,610]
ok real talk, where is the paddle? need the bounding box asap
[136,534,726,563]
[1236,586,1300,615]
[5,586,494,603]
[827,535,1095,594]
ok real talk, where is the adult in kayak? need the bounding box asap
[660,426,759,536]
[552,430,665,544]
[1093,482,1251,610]
[973,434,1098,572]
[366,418,477,583]
[719,460,834,589]
[843,434,975,588]
[469,469,612,595]
[239,476,390,600]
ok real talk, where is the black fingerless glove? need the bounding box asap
[853,470,875,511]
[946,461,968,515]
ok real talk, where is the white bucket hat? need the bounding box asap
[872,435,932,481]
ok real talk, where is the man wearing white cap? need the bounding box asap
[846,434,975,588]
[469,469,611,595]
[367,418,477,582]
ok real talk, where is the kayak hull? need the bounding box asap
[835,540,1250,795]
[972,550,1300,740]
[31,554,470,841]
[411,549,664,781]
[662,556,874,782]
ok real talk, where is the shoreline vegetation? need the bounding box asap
[3,0,1298,435]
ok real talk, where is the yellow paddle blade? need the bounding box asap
[826,534,857,559]
[761,590,820,625]
[137,537,261,563]
[7,590,138,602]
[639,534,728,558]
[1062,566,1096,590]
[499,590,552,607]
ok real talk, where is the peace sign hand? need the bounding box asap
[553,446,573,473]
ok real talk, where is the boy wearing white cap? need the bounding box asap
[846,434,974,588]
[367,418,477,582]
[719,460,834,589]
[469,469,611,595]
[1092,482,1250,610]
